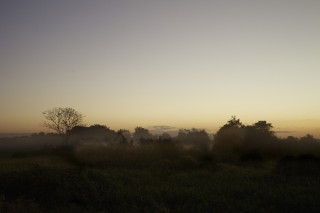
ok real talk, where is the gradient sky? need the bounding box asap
[1,0,320,137]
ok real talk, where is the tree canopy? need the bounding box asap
[42,107,83,134]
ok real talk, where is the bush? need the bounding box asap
[175,155,199,170]
[274,155,320,176]
[1,199,43,213]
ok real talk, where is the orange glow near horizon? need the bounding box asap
[1,1,320,138]
[1,112,319,139]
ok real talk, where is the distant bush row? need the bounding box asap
[1,116,319,159]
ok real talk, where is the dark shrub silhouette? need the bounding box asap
[68,124,120,144]
[214,116,280,160]
[175,155,199,170]
[133,127,153,144]
[243,121,275,145]
[117,129,132,144]
[176,128,211,150]
[213,116,245,160]
[158,133,173,144]
[274,155,320,176]
[240,150,263,162]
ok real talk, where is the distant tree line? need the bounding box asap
[38,108,320,156]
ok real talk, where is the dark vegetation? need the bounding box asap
[1,115,320,212]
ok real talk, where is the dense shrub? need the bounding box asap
[274,155,320,176]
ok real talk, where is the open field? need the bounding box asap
[1,144,320,213]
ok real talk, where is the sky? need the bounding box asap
[1,0,320,137]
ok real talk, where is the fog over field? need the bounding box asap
[1,1,320,212]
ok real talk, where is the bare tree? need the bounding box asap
[42,107,83,134]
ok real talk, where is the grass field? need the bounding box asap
[1,144,320,212]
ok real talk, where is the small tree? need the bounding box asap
[42,107,83,135]
[133,127,153,144]
[177,128,210,150]
[214,116,245,160]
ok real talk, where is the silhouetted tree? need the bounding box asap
[226,116,243,128]
[213,116,247,160]
[177,128,210,150]
[214,117,281,160]
[42,107,83,135]
[253,121,273,132]
[90,124,108,132]
[158,133,172,144]
[300,134,317,143]
[244,121,275,145]
[285,136,299,143]
[68,124,120,144]
[133,127,153,144]
[68,126,87,135]
[117,129,132,144]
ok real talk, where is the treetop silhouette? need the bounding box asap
[42,107,83,134]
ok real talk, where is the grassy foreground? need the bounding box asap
[1,145,320,213]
